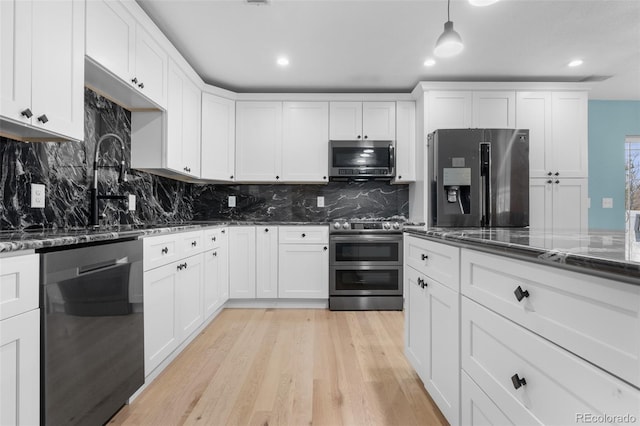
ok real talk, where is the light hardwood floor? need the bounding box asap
[110,309,448,426]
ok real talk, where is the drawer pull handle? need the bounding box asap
[301,233,306,238]
[511,373,527,390]
[191,241,197,247]
[421,253,428,261]
[417,277,427,288]
[21,108,33,118]
[161,247,168,254]
[514,286,530,302]
[221,229,225,234]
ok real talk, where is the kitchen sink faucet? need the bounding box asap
[90,133,128,227]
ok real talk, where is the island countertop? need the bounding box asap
[404,226,640,286]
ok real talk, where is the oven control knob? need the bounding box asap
[383,222,391,230]
[393,222,400,230]
[333,222,341,229]
[342,223,350,230]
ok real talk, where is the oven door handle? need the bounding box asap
[330,235,403,242]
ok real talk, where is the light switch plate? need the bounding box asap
[30,183,45,208]
[228,196,236,208]
[128,194,136,211]
[602,197,613,209]
[317,196,325,208]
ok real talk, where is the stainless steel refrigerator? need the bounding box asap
[428,128,530,227]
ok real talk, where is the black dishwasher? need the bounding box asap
[40,238,144,425]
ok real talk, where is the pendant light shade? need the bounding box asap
[434,20,464,58]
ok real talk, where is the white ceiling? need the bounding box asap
[136,0,640,100]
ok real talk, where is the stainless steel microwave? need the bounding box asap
[329,140,395,180]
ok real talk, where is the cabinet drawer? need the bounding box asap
[0,253,39,320]
[278,226,328,244]
[462,297,640,426]
[203,227,226,251]
[461,248,640,387]
[143,233,180,271]
[177,230,203,258]
[404,236,460,291]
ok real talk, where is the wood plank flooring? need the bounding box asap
[109,309,448,426]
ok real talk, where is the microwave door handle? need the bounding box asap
[388,144,395,173]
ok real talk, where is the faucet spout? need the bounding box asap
[90,133,128,227]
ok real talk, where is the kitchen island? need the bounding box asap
[404,227,640,426]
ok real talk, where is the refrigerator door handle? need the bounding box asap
[480,143,491,227]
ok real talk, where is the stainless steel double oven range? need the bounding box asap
[329,219,403,310]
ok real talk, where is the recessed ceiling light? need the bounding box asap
[424,58,436,67]
[469,0,499,6]
[277,57,289,67]
[568,59,584,67]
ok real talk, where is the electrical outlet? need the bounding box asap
[128,194,136,211]
[30,183,45,208]
[317,196,325,208]
[228,196,236,208]
[602,197,613,209]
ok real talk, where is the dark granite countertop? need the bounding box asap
[404,226,640,285]
[0,222,330,253]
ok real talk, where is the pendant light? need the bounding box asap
[434,0,464,58]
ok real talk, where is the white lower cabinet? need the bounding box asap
[176,254,204,339]
[203,228,229,318]
[461,370,512,426]
[462,296,640,425]
[229,226,257,298]
[278,244,328,299]
[405,266,428,378]
[256,226,278,298]
[0,309,40,426]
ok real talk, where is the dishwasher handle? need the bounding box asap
[78,257,129,275]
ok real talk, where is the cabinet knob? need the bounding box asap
[357,135,361,139]
[323,246,328,251]
[547,180,553,184]
[555,180,560,184]
[37,114,48,124]
[213,251,217,256]
[323,176,327,180]
[230,175,234,179]
[417,277,427,288]
[364,135,368,139]
[221,229,226,233]
[161,247,168,254]
[421,253,428,261]
[265,228,269,232]
[212,236,216,241]
[554,172,560,176]
[138,82,144,89]
[131,77,138,84]
[398,176,402,180]
[21,108,33,118]
[301,233,306,238]
[276,176,280,180]
[177,264,182,271]
[514,285,530,302]
[511,373,527,390]
[184,262,188,269]
[547,171,552,176]
[191,241,197,247]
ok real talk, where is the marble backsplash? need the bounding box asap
[0,89,408,230]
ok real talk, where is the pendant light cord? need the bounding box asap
[447,0,451,21]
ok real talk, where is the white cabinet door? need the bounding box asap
[229,227,257,298]
[85,0,135,86]
[552,178,588,232]
[0,253,39,321]
[0,0,32,126]
[134,25,167,108]
[166,60,200,178]
[551,92,588,178]
[362,101,396,140]
[529,178,553,234]
[256,226,278,298]
[422,276,460,426]
[394,101,416,183]
[203,249,221,319]
[218,229,230,304]
[427,91,472,132]
[472,91,515,128]
[201,93,235,181]
[404,266,428,380]
[0,309,39,426]
[176,254,203,339]
[461,370,513,426]
[236,102,282,181]
[516,91,552,178]
[329,101,362,140]
[278,244,328,298]
[144,262,179,376]
[281,102,329,182]
[181,77,201,177]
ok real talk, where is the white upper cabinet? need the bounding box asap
[529,178,588,239]
[86,0,167,108]
[517,91,588,178]
[281,102,329,183]
[235,102,283,182]
[472,91,515,128]
[165,60,201,178]
[551,91,588,178]
[394,101,416,183]
[426,91,472,132]
[1,0,84,141]
[201,93,235,181]
[329,101,395,140]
